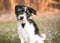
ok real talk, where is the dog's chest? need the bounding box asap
[24,22,35,34]
[17,21,35,37]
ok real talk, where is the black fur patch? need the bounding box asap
[27,7,37,15]
[21,23,25,28]
[28,19,40,35]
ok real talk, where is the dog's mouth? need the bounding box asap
[17,19,26,23]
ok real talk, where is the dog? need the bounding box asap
[15,5,46,43]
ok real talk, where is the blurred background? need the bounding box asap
[0,0,60,43]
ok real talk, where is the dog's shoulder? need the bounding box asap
[28,19,40,35]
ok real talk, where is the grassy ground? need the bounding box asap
[0,14,60,43]
[0,22,20,43]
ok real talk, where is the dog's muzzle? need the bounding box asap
[20,16,24,20]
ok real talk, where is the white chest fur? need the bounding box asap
[17,21,46,43]
[17,20,35,43]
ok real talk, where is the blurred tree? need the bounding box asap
[0,0,60,14]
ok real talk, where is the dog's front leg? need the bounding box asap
[18,33,25,43]
[29,39,35,43]
[17,22,24,43]
[20,37,24,43]
[18,31,24,43]
[29,36,36,43]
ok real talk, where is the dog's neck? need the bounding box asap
[17,19,31,28]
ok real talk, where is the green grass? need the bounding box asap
[0,22,20,43]
[0,15,60,43]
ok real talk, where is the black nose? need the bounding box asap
[20,17,24,20]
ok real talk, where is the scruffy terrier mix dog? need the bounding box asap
[15,5,46,43]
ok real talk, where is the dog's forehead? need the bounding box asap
[15,5,32,15]
[24,7,27,11]
[18,6,27,11]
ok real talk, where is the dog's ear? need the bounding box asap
[28,7,37,15]
[15,5,18,14]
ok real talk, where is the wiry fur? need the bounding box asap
[15,5,46,43]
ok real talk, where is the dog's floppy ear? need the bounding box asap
[15,5,19,14]
[28,7,37,15]
[15,5,18,14]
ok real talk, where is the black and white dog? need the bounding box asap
[15,5,46,43]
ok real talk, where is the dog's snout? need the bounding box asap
[20,17,24,20]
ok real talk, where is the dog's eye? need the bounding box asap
[19,11,22,12]
[19,10,24,13]
[25,11,30,15]
[18,11,23,13]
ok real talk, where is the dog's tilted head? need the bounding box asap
[15,5,37,21]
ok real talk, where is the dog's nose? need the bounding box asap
[20,17,24,20]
